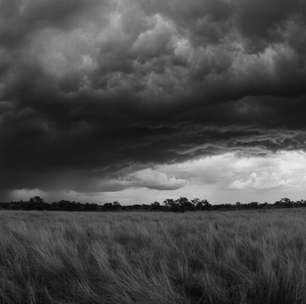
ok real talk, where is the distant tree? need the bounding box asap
[195,199,211,210]
[3,195,306,212]
[299,200,306,207]
[248,202,259,208]
[163,198,182,211]
[191,198,200,206]
[151,201,161,210]
[102,203,113,210]
[275,197,293,208]
[176,197,193,211]
[29,196,44,204]
[112,201,121,210]
[163,199,175,208]
[280,198,291,204]
[26,196,47,210]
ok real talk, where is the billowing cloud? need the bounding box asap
[1,0,306,202]
[11,150,306,204]
[118,168,187,190]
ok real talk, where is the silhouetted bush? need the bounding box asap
[1,196,306,212]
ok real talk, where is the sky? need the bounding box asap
[1,0,306,204]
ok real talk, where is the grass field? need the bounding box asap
[1,210,306,304]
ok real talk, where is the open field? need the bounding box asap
[1,210,306,304]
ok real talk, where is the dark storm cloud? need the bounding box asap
[1,0,306,196]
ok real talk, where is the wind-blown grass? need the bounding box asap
[1,210,306,304]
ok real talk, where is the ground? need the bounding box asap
[0,209,306,304]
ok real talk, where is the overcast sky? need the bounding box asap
[1,0,306,204]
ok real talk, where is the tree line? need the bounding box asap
[0,196,305,212]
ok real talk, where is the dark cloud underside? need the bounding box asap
[1,0,306,197]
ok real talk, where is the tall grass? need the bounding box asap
[0,210,306,304]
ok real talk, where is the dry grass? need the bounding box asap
[0,210,306,304]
